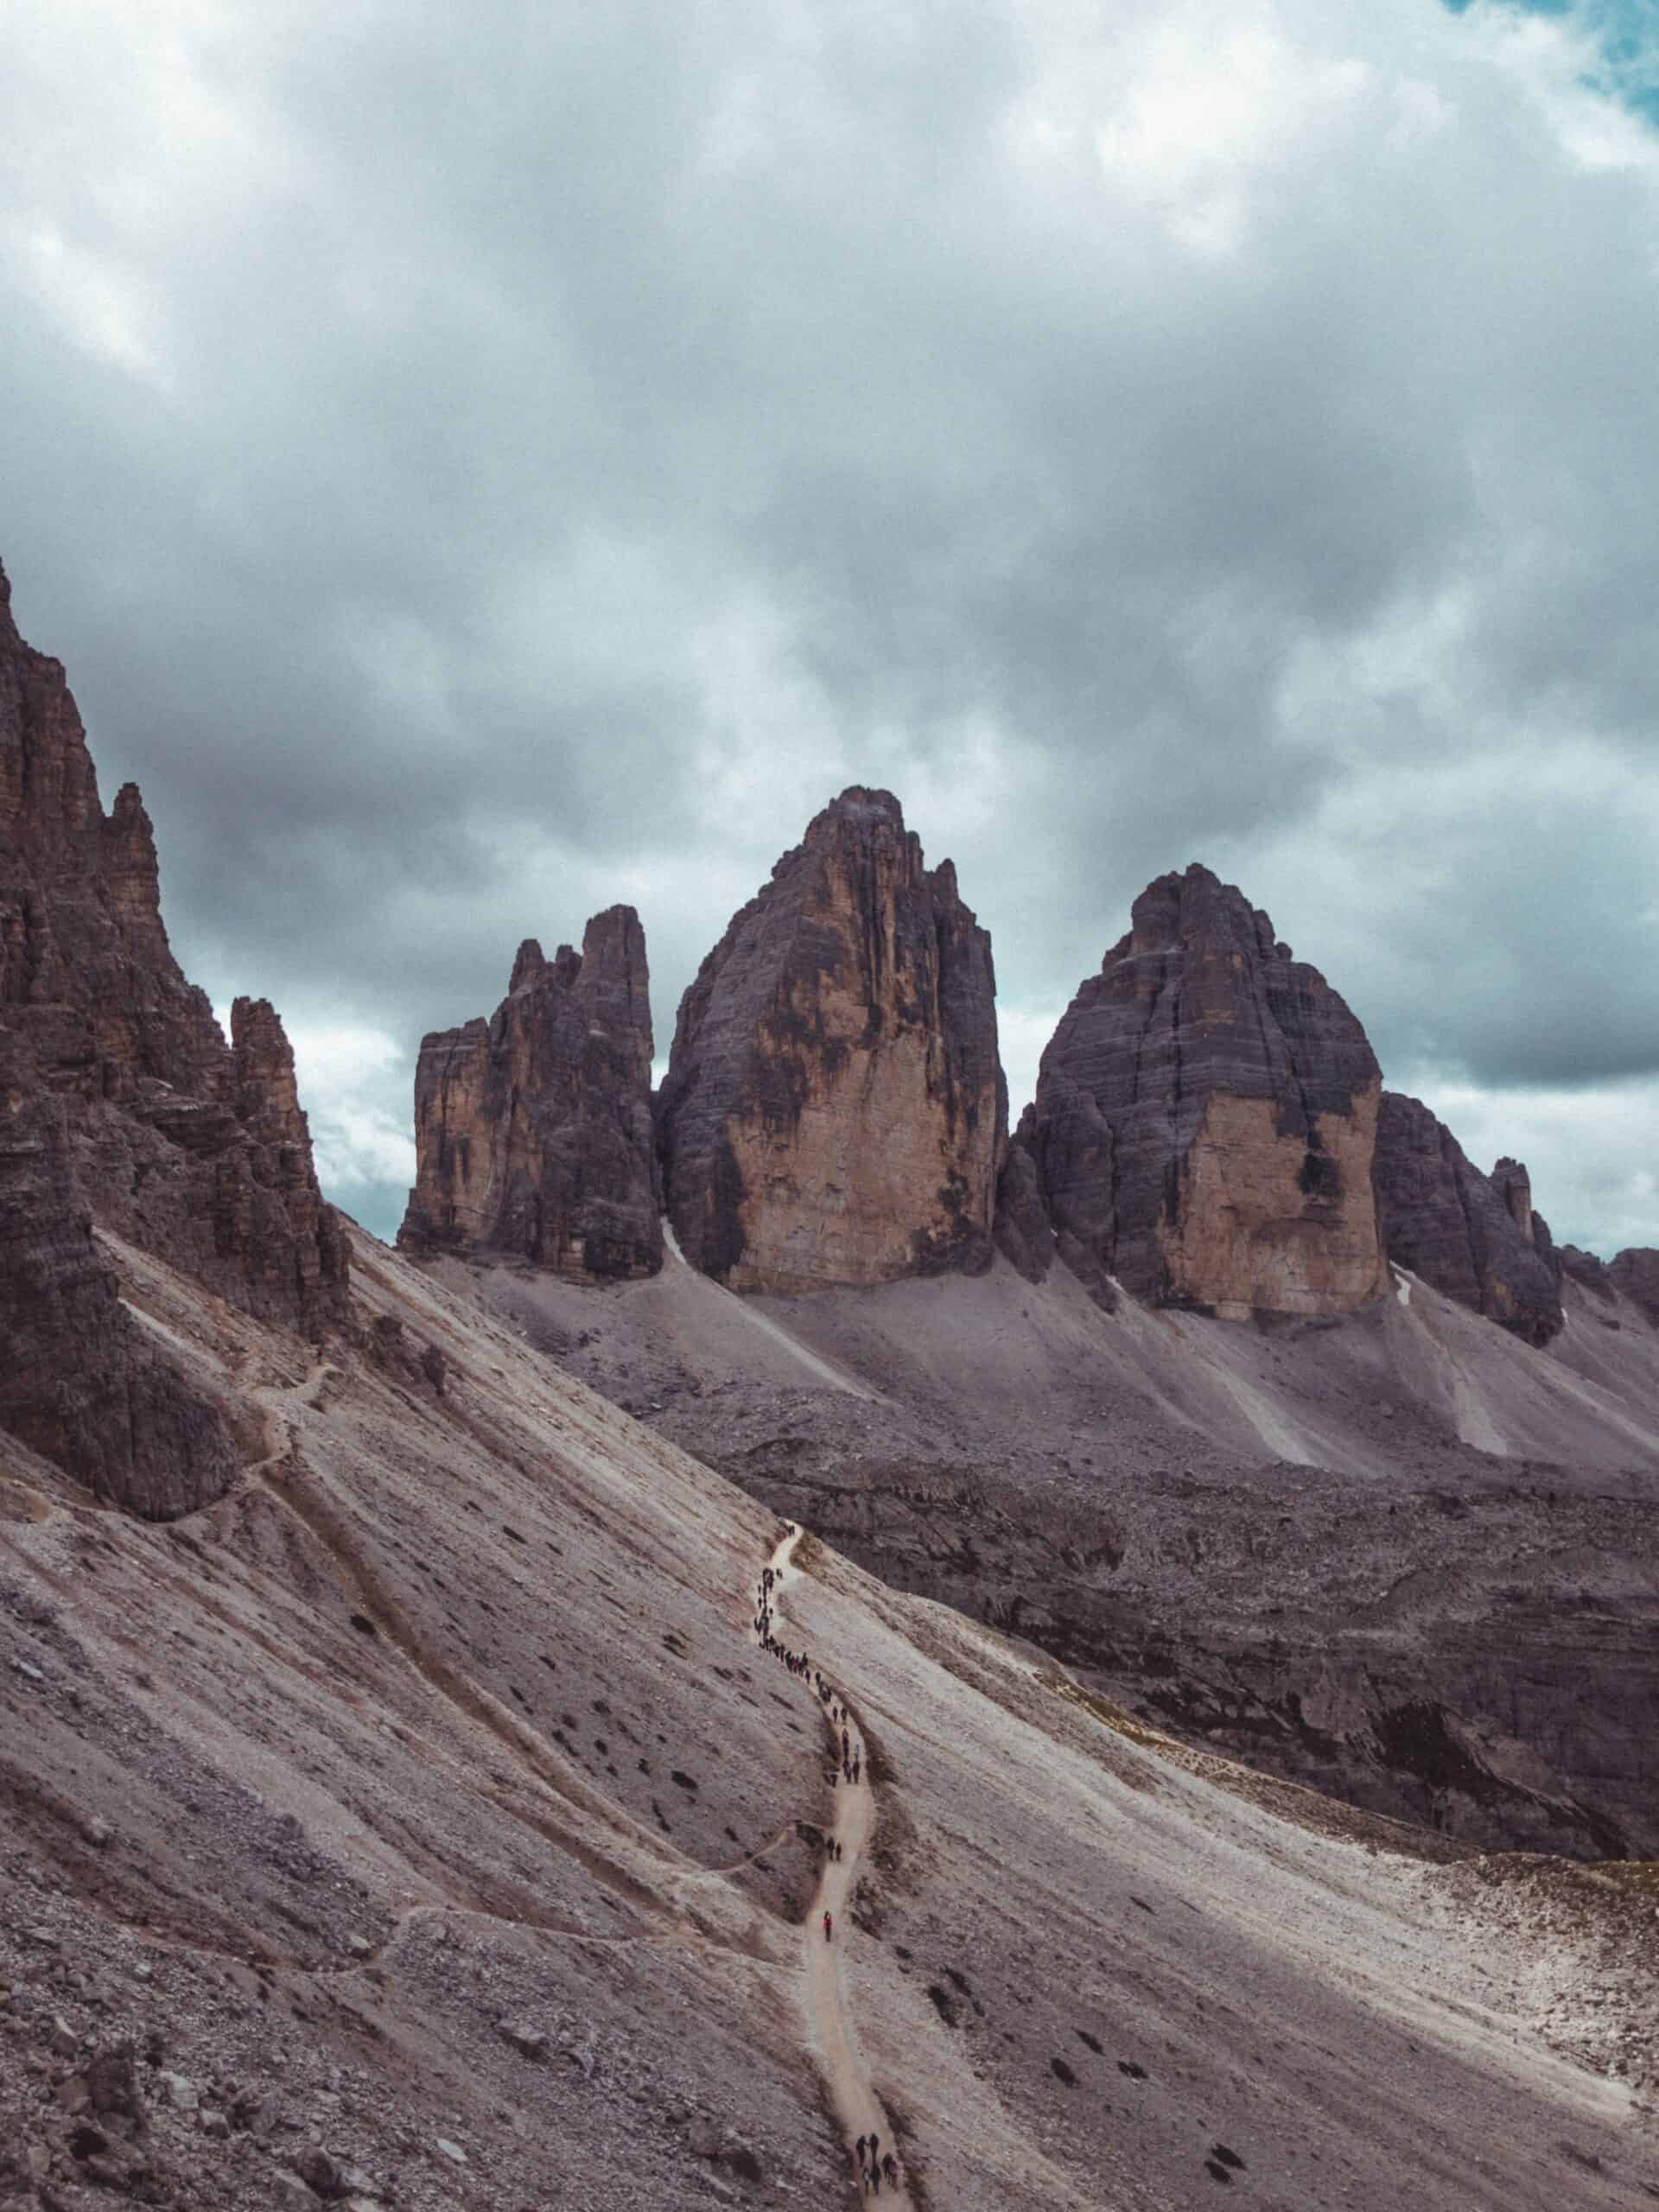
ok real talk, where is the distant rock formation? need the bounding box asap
[658,788,1005,1291]
[1371,1095,1563,1346]
[1,554,346,1510]
[1001,863,1387,1318]
[398,907,660,1280]
[1557,1243,1618,1305]
[1609,1247,1659,1326]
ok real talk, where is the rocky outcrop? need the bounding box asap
[0,1028,237,1517]
[1004,863,1387,1318]
[1371,1095,1563,1346]
[658,789,1005,1292]
[398,908,660,1280]
[1558,1243,1618,1304]
[1608,1248,1659,1326]
[0,555,346,1508]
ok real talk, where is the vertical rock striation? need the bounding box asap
[1002,863,1388,1318]
[1371,1095,1563,1346]
[658,788,1005,1291]
[0,554,346,1509]
[398,906,660,1280]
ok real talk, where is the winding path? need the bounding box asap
[757,1527,914,2207]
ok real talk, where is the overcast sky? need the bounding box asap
[4,0,1656,1254]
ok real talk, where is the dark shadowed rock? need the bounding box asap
[1608,1247,1659,1325]
[398,907,660,1280]
[0,1027,237,1517]
[658,788,1005,1291]
[992,1108,1056,1285]
[0,553,344,1508]
[1372,1096,1563,1346]
[1558,1244,1618,1303]
[1005,863,1387,1317]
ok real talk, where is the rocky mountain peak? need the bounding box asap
[658,788,1005,1291]
[999,861,1387,1318]
[509,936,547,992]
[398,902,659,1279]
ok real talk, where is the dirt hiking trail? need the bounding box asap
[756,1526,915,2208]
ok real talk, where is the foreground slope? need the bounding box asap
[3,1224,1655,2210]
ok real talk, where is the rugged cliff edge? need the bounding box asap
[1000,862,1388,1319]
[0,555,346,1512]
[398,909,660,1279]
[658,788,1005,1291]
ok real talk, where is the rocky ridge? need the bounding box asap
[0,557,345,1514]
[1372,1092,1564,1346]
[658,788,1005,1292]
[398,909,659,1281]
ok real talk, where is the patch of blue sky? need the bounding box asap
[1443,0,1659,126]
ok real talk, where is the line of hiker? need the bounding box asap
[752,1560,867,1797]
[751,1532,906,2204]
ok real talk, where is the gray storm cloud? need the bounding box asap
[3,0,1656,1250]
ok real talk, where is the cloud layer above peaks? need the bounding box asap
[3,0,1656,1251]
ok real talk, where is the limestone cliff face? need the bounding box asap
[1371,1095,1563,1346]
[1004,864,1387,1319]
[658,789,1005,1292]
[398,906,660,1281]
[0,555,346,1509]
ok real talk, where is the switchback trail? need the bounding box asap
[757,1527,915,2208]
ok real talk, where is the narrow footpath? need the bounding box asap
[753,1527,915,2207]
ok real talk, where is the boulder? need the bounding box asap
[658,789,1005,1291]
[398,907,660,1280]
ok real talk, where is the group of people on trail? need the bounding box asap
[855,2133,900,2196]
[753,1535,904,2202]
[753,1554,865,1797]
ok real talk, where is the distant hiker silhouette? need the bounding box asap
[823,1910,833,1942]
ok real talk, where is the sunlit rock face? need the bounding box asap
[1002,862,1389,1319]
[399,906,661,1281]
[1372,1096,1564,1348]
[658,788,1006,1293]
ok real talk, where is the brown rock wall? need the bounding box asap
[398,907,660,1280]
[658,788,1005,1292]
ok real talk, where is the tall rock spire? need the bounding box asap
[1001,863,1388,1319]
[399,904,660,1279]
[658,788,1006,1291]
